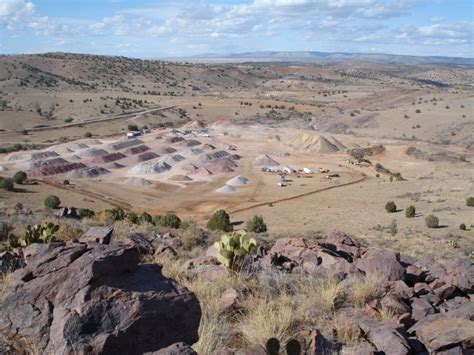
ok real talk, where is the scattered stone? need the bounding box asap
[294,329,335,354]
[149,342,197,355]
[206,244,218,258]
[219,288,241,312]
[80,226,114,244]
[434,284,458,300]
[356,317,411,355]
[381,293,411,315]
[54,207,78,219]
[413,282,432,296]
[444,259,474,293]
[411,298,435,321]
[155,244,178,257]
[22,242,66,261]
[126,233,154,254]
[405,264,424,285]
[184,256,228,281]
[341,339,377,355]
[357,248,405,282]
[409,316,474,353]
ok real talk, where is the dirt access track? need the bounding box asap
[230,174,367,214]
[0,105,177,134]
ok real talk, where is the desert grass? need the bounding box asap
[238,294,296,348]
[155,252,242,353]
[153,243,386,352]
[348,274,383,306]
[359,232,474,267]
[0,271,12,295]
[377,305,397,322]
[333,316,361,346]
[153,252,186,283]
[292,276,343,330]
[111,220,158,242]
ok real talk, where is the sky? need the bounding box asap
[0,0,473,58]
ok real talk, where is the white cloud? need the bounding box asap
[1,0,472,57]
[0,0,35,17]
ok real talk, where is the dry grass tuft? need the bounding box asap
[238,295,296,348]
[153,252,186,283]
[377,305,397,322]
[0,272,12,295]
[156,253,242,353]
[349,274,383,306]
[334,316,361,346]
[193,311,230,354]
[292,276,343,331]
[297,276,342,312]
[111,220,157,242]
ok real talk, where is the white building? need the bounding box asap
[283,166,296,173]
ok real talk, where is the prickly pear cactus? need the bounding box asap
[214,230,257,270]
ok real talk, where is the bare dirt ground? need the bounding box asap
[0,53,473,261]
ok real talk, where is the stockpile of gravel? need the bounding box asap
[226,175,250,186]
[216,185,237,193]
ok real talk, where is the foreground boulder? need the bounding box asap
[261,237,357,274]
[356,248,405,282]
[0,242,201,354]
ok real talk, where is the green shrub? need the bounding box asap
[63,179,70,185]
[125,212,139,224]
[425,215,439,228]
[214,230,257,270]
[127,124,139,131]
[393,172,403,181]
[385,201,397,213]
[44,195,61,209]
[246,215,267,233]
[84,132,93,138]
[153,214,181,229]
[467,197,474,207]
[106,207,125,221]
[0,177,14,191]
[459,223,467,231]
[207,209,233,232]
[387,219,398,236]
[405,205,416,218]
[153,215,163,226]
[12,171,27,184]
[140,212,153,224]
[182,227,206,251]
[180,218,197,230]
[79,208,95,218]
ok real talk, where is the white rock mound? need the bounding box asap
[216,185,237,193]
[226,175,250,186]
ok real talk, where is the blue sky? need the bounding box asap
[1,0,473,58]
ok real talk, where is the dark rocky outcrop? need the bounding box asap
[0,251,24,273]
[0,242,201,354]
[257,233,474,354]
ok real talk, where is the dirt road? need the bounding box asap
[230,174,367,214]
[1,105,177,134]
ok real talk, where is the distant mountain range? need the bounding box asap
[178,51,474,65]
